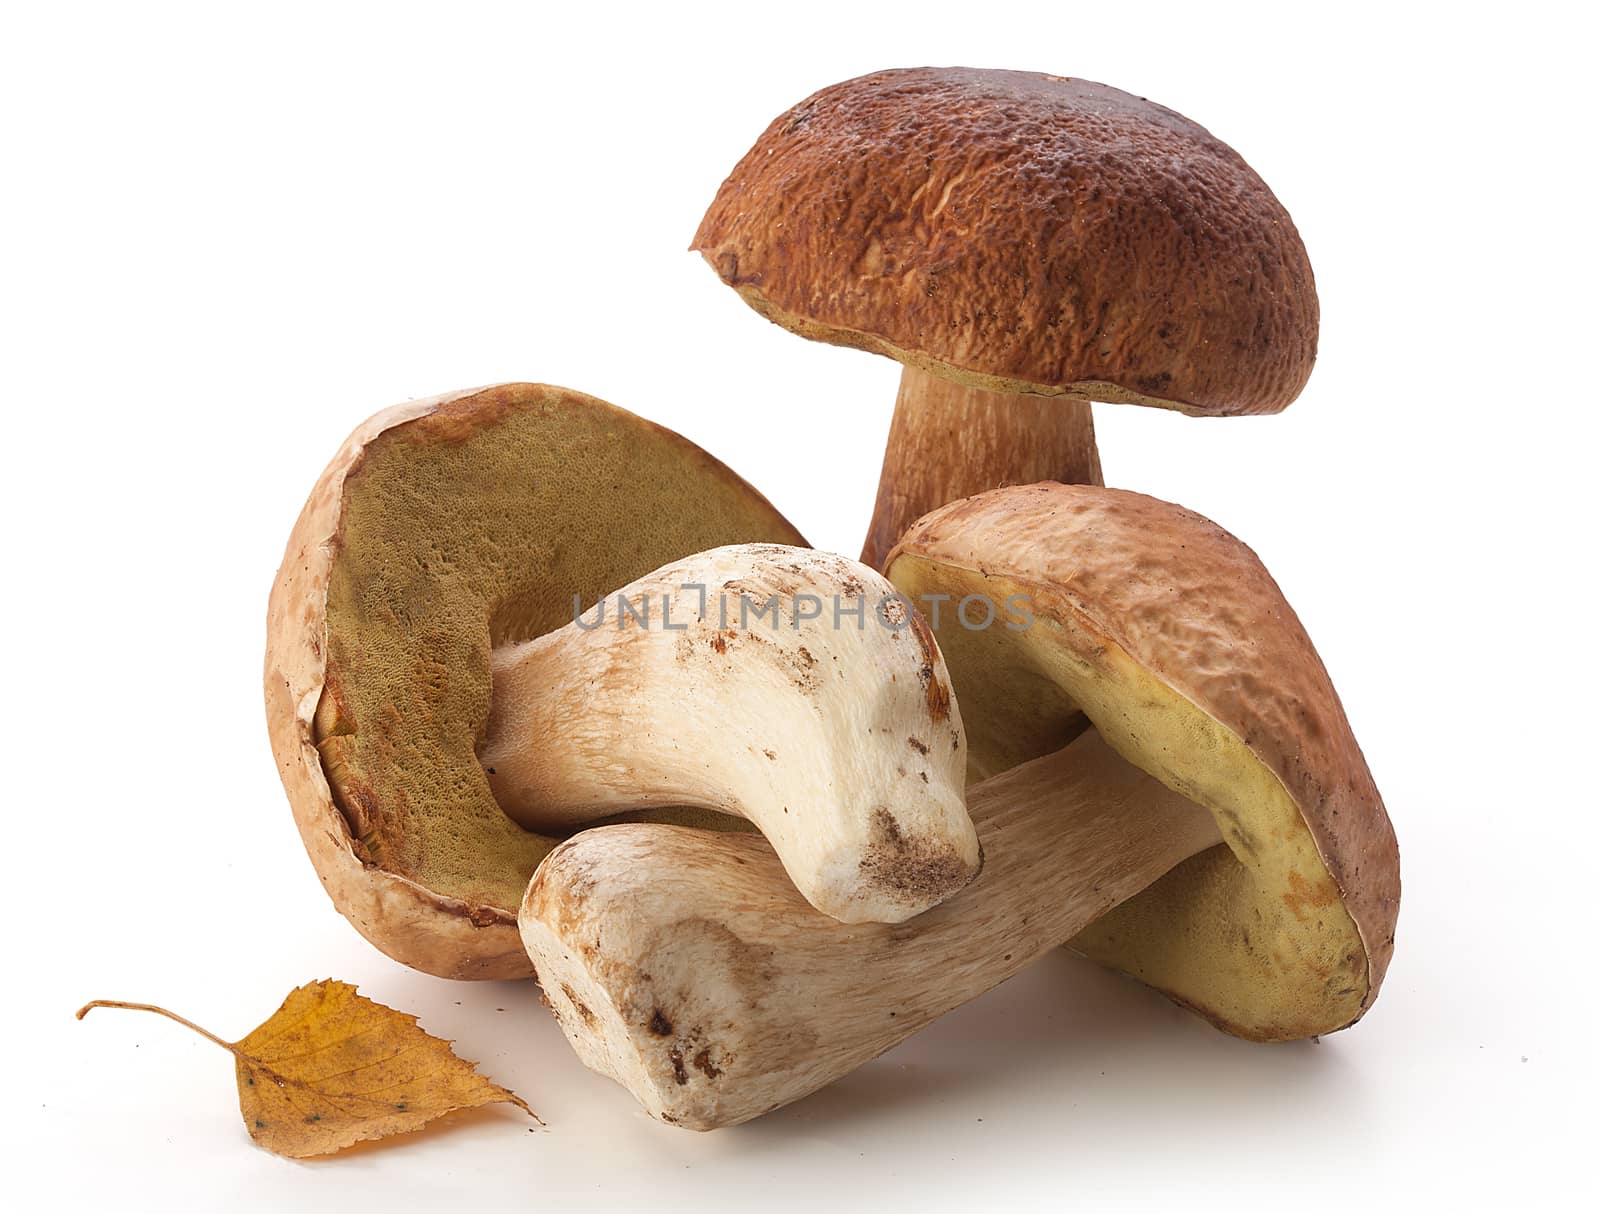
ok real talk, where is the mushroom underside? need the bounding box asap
[306,388,804,924]
[888,554,1370,1040]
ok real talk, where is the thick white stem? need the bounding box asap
[481,544,979,925]
[519,729,1220,1129]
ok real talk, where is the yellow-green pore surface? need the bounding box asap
[887,487,1397,1040]
[312,386,804,916]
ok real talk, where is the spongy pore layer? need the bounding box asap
[312,385,805,916]
[886,483,1399,1041]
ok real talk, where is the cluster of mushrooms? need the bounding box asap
[267,68,1399,1131]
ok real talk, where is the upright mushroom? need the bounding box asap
[266,383,806,979]
[520,484,1398,1128]
[693,67,1319,567]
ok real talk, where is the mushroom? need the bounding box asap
[692,67,1319,568]
[522,729,1215,1128]
[481,543,979,925]
[519,484,1398,1127]
[886,484,1399,1036]
[265,382,806,980]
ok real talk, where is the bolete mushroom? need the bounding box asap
[523,729,1215,1128]
[265,383,807,980]
[481,543,979,925]
[886,484,1399,1034]
[519,484,1398,1127]
[692,67,1319,568]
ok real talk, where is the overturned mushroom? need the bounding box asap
[693,67,1319,568]
[887,483,1398,1037]
[265,383,805,980]
[482,544,979,924]
[520,484,1398,1128]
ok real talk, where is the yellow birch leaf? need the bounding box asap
[78,979,537,1158]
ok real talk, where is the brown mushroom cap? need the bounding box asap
[265,384,804,980]
[694,67,1318,416]
[884,483,1398,1040]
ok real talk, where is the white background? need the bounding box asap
[4,2,1595,1210]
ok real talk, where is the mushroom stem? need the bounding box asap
[520,728,1220,1129]
[480,544,980,926]
[860,366,1104,570]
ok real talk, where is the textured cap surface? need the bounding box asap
[695,67,1318,415]
[885,483,1398,1039]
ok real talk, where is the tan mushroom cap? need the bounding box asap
[885,483,1398,1040]
[265,384,804,980]
[694,66,1318,416]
